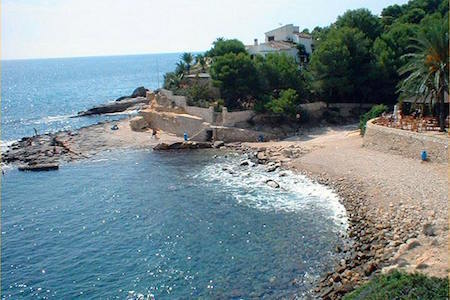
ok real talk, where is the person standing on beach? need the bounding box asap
[152,128,158,139]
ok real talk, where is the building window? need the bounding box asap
[268,36,275,41]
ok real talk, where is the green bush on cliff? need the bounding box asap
[343,271,449,299]
[359,104,388,135]
[265,89,299,118]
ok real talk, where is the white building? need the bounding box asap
[246,24,313,63]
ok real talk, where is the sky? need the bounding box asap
[2,0,410,60]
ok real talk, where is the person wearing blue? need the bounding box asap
[184,132,189,141]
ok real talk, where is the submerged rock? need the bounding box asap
[213,141,225,148]
[265,179,280,189]
[18,163,59,172]
[153,141,212,150]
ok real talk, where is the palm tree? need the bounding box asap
[175,61,187,75]
[181,52,193,74]
[398,18,448,131]
[196,54,206,72]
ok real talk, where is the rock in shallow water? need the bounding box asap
[265,179,280,189]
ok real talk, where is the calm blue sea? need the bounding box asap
[1,54,347,299]
[1,53,180,142]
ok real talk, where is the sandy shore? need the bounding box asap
[232,124,448,298]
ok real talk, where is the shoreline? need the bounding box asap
[1,118,183,169]
[228,142,388,299]
[2,119,447,299]
[229,127,448,299]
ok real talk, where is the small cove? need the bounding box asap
[2,149,347,299]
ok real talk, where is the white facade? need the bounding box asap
[246,24,313,62]
[265,24,300,43]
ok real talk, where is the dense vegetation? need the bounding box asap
[359,104,388,135]
[343,271,449,299]
[164,0,448,124]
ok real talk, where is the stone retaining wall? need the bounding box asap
[363,118,448,163]
[212,126,277,143]
[222,107,255,127]
[185,106,214,124]
[141,110,209,141]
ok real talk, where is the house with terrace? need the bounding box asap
[246,24,314,63]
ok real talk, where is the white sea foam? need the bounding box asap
[1,140,16,153]
[195,156,348,231]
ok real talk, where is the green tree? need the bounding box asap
[309,27,373,102]
[206,38,247,57]
[381,4,405,26]
[210,52,259,109]
[181,52,194,74]
[335,8,383,40]
[175,61,187,75]
[398,17,449,131]
[398,7,426,24]
[265,89,299,117]
[373,22,419,102]
[163,72,182,90]
[255,53,304,95]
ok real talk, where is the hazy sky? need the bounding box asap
[2,0,409,60]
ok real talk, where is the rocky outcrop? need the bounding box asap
[77,97,149,116]
[129,116,148,131]
[130,86,148,98]
[18,163,59,171]
[115,86,149,101]
[153,141,212,150]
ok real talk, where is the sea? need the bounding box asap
[1,54,348,299]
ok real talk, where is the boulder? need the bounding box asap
[129,116,148,131]
[153,141,212,150]
[213,141,225,148]
[265,179,280,188]
[265,164,279,172]
[131,86,148,98]
[240,160,250,166]
[422,223,436,236]
[18,163,59,171]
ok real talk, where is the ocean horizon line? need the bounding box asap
[1,50,205,62]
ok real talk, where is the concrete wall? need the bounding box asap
[363,118,449,163]
[157,89,215,123]
[300,101,327,119]
[293,35,313,53]
[328,103,375,117]
[212,126,277,143]
[185,106,214,124]
[141,110,208,141]
[222,107,255,127]
[158,89,187,108]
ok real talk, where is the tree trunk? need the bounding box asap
[439,89,445,132]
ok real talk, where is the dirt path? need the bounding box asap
[244,125,448,278]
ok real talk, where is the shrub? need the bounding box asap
[359,104,388,135]
[163,72,182,90]
[186,83,213,105]
[343,271,449,300]
[265,89,299,117]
